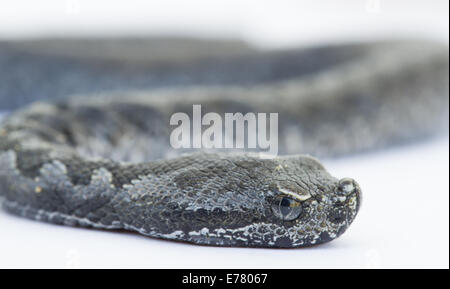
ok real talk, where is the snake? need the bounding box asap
[0,38,448,248]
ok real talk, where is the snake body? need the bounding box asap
[0,39,448,247]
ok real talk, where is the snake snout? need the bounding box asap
[326,178,362,228]
[336,178,358,196]
[335,177,361,223]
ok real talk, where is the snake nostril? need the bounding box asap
[336,178,357,196]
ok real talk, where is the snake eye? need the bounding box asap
[271,196,303,221]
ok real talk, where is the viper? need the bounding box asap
[0,38,448,247]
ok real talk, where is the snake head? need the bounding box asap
[263,156,362,247]
[134,153,361,248]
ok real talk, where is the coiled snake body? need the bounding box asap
[0,39,448,247]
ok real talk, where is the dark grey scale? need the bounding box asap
[70,105,125,145]
[172,208,256,233]
[57,157,106,186]
[108,102,168,135]
[26,112,78,146]
[15,149,52,179]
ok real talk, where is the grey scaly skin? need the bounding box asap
[0,100,361,248]
[0,38,448,247]
[0,148,360,247]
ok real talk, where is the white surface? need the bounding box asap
[0,0,448,48]
[0,138,448,269]
[0,0,448,269]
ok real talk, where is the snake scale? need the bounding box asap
[0,38,448,248]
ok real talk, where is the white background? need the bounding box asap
[0,0,448,268]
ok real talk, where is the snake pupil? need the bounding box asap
[279,197,293,216]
